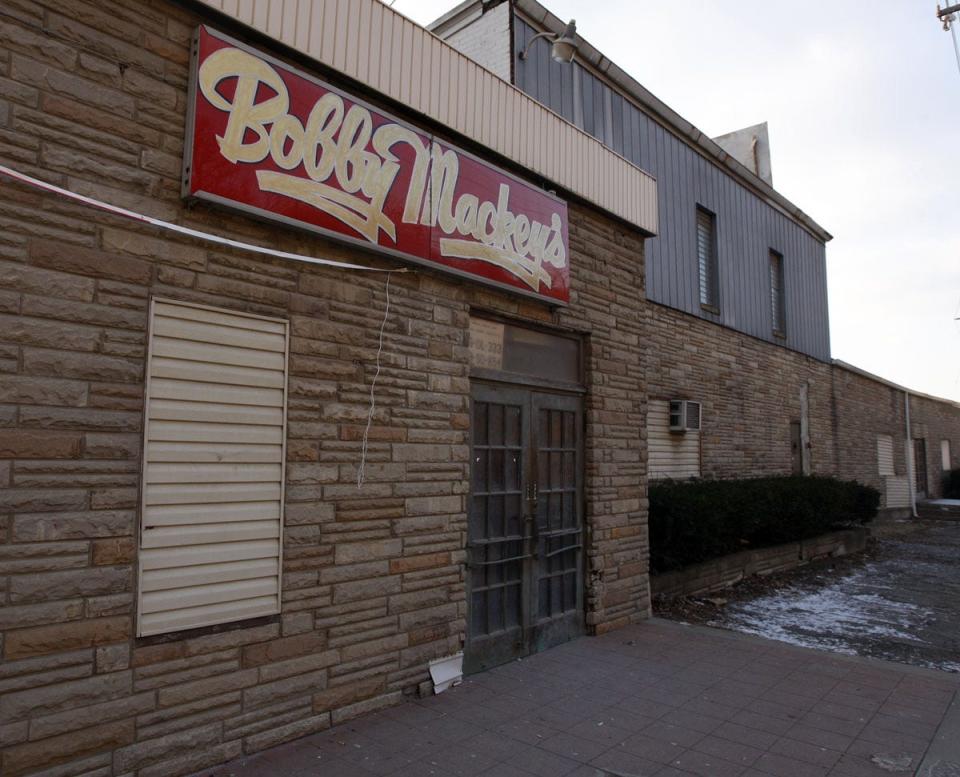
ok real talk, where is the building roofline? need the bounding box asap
[433,0,832,244]
[833,360,960,409]
[191,0,659,237]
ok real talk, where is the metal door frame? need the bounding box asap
[465,383,533,672]
[915,438,928,498]
[465,381,585,674]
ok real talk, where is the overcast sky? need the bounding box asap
[393,0,960,401]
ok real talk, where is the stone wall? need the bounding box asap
[908,393,960,499]
[643,304,960,508]
[832,365,960,502]
[643,301,837,480]
[651,528,869,599]
[831,366,908,501]
[0,1,649,775]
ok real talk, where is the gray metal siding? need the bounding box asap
[515,17,831,362]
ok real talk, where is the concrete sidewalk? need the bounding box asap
[197,619,960,777]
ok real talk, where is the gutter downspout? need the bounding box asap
[906,390,919,518]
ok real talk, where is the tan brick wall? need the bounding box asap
[0,1,649,774]
[911,394,960,498]
[831,367,960,503]
[644,302,837,479]
[831,366,908,502]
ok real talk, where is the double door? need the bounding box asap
[465,384,584,674]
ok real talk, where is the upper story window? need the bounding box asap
[696,206,718,310]
[769,249,786,336]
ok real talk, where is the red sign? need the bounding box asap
[184,26,570,304]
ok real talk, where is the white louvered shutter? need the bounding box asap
[884,476,910,508]
[877,434,894,476]
[648,400,701,480]
[138,299,288,637]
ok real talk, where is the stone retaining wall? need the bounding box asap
[650,528,869,600]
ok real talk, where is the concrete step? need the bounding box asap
[917,500,960,520]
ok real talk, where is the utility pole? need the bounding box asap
[938,3,960,76]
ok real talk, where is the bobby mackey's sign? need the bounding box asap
[184,27,570,304]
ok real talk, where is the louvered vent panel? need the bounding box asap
[877,434,895,477]
[884,476,910,509]
[648,400,701,480]
[138,300,288,637]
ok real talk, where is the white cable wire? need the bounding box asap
[357,271,392,488]
[952,18,960,77]
[0,163,407,274]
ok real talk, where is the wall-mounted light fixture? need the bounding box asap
[518,19,578,64]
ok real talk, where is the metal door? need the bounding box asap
[466,384,583,673]
[915,438,928,498]
[529,392,584,653]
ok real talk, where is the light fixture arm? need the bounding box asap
[938,2,960,29]
[518,30,559,60]
[517,19,578,63]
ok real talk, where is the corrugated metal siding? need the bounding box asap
[138,299,289,637]
[877,434,894,476]
[514,17,831,362]
[194,0,658,236]
[648,400,700,480]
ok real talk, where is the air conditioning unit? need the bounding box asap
[669,400,702,433]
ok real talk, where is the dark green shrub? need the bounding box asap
[944,469,960,499]
[649,475,880,573]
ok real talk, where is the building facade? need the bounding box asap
[0,0,958,776]
[0,0,659,774]
[433,0,960,507]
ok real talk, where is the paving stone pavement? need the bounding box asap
[196,619,960,777]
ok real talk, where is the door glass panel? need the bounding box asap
[469,397,525,643]
[535,404,581,621]
[468,387,582,669]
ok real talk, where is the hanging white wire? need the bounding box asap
[951,16,960,77]
[357,272,393,488]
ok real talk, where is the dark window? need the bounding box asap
[696,207,718,309]
[769,249,786,335]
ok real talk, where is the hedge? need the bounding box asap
[649,475,880,573]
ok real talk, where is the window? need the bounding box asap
[943,439,953,471]
[769,250,785,336]
[696,206,718,309]
[137,299,289,637]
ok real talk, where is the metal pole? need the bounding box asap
[937,2,960,19]
[952,20,960,76]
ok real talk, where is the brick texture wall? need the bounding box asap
[908,393,960,499]
[0,1,649,774]
[644,302,837,480]
[831,366,908,501]
[441,1,512,82]
[832,366,960,502]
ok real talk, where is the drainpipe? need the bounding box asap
[905,390,919,518]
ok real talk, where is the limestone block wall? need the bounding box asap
[831,366,909,502]
[643,302,837,480]
[0,1,650,774]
